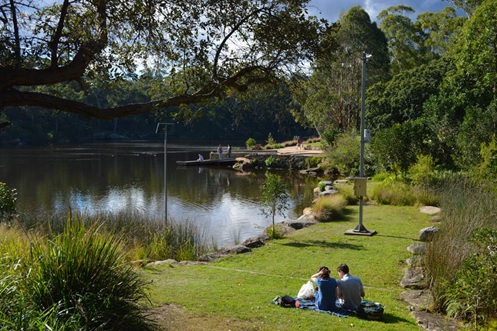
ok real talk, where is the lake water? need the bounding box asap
[0,142,319,246]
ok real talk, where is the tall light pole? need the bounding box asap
[156,123,174,224]
[345,52,376,236]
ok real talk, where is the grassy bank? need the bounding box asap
[142,204,432,331]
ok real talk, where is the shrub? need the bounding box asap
[312,195,347,222]
[441,228,497,328]
[245,137,256,149]
[370,180,416,206]
[324,131,361,177]
[335,184,359,205]
[266,132,276,146]
[305,156,322,169]
[265,156,276,167]
[409,155,436,187]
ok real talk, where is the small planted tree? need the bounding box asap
[260,172,289,238]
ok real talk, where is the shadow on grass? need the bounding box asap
[281,239,364,250]
[375,234,419,241]
[373,313,416,325]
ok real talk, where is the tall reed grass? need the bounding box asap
[18,211,211,262]
[425,175,497,326]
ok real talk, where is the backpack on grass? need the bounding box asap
[356,301,384,321]
[273,295,296,308]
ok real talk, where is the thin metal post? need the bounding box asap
[357,51,367,232]
[156,123,174,225]
[345,52,376,236]
[163,125,168,224]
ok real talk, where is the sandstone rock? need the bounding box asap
[420,206,441,215]
[413,311,462,331]
[420,226,439,242]
[407,255,426,267]
[285,219,317,230]
[400,290,434,311]
[401,267,427,289]
[241,236,267,248]
[407,243,427,255]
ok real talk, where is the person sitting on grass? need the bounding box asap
[311,266,337,312]
[336,263,365,311]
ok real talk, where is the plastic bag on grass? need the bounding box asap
[297,281,315,299]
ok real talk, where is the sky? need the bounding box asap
[307,0,455,23]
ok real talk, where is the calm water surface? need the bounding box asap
[0,142,319,246]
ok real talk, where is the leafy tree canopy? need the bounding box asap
[0,0,327,128]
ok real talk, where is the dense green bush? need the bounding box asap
[245,137,256,149]
[323,131,361,177]
[441,228,497,328]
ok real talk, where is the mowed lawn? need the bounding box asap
[142,205,433,331]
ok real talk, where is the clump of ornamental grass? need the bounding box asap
[0,218,154,330]
[311,194,347,222]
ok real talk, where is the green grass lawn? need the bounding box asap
[142,205,432,330]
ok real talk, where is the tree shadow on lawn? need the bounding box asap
[281,240,364,250]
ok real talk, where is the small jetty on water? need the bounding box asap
[176,152,237,167]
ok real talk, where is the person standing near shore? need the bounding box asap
[227,144,232,158]
[217,144,223,159]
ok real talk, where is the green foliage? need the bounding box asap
[371,180,416,206]
[0,182,17,222]
[311,195,347,222]
[441,228,497,328]
[335,183,360,205]
[324,131,361,177]
[266,132,276,146]
[371,121,427,176]
[245,137,257,150]
[426,175,497,323]
[377,5,433,75]
[305,156,322,169]
[265,156,276,167]
[318,182,327,192]
[477,134,497,181]
[260,172,289,239]
[290,5,389,137]
[409,154,436,187]
[0,218,153,330]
